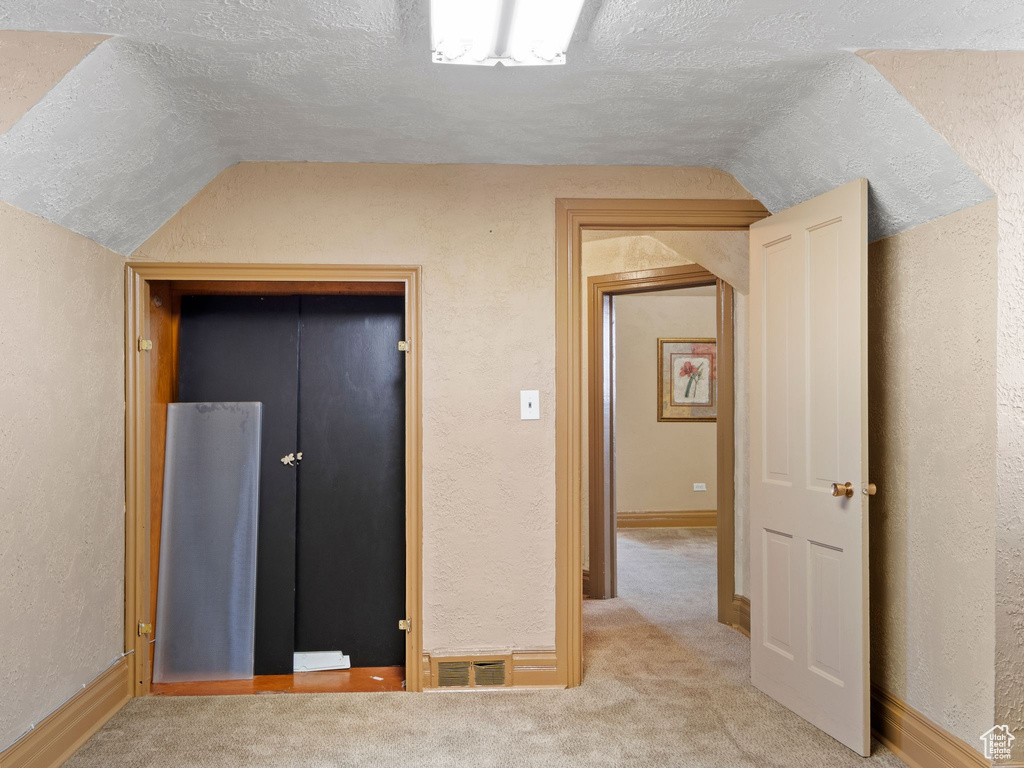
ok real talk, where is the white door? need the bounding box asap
[749,179,870,756]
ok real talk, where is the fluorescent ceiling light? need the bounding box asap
[430,0,586,67]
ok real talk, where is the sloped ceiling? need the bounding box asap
[1,0,1019,254]
[583,229,750,292]
[0,31,108,135]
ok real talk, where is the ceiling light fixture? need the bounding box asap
[430,0,586,67]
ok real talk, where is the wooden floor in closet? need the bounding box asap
[150,667,405,696]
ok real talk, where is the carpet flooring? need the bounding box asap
[65,529,905,767]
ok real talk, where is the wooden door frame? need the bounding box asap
[587,264,731,603]
[124,262,424,696]
[555,198,770,687]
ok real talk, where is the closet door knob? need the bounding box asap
[280,453,296,467]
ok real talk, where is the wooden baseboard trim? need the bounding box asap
[871,684,989,768]
[0,656,131,768]
[617,510,717,528]
[510,651,560,687]
[422,650,559,690]
[731,595,750,636]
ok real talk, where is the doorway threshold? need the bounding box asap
[150,667,405,696]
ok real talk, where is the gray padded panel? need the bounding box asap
[154,402,262,683]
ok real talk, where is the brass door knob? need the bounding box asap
[830,482,854,498]
[863,483,877,496]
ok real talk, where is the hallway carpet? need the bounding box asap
[65,530,904,767]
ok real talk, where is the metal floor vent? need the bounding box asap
[435,659,508,687]
[472,661,506,686]
[437,661,471,687]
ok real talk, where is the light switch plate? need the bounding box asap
[693,482,707,492]
[521,390,540,420]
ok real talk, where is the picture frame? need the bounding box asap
[657,337,717,422]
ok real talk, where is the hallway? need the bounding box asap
[64,529,904,767]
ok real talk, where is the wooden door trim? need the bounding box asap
[124,262,424,695]
[587,264,725,602]
[555,197,770,687]
[166,279,406,296]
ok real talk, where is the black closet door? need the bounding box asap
[177,295,300,675]
[295,295,406,667]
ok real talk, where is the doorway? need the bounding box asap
[585,264,728,608]
[123,265,424,697]
[553,198,770,687]
[174,292,406,679]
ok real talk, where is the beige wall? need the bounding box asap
[133,162,753,652]
[0,202,125,749]
[866,49,1024,744]
[867,200,998,747]
[613,289,717,513]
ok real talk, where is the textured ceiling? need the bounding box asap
[1,0,1018,254]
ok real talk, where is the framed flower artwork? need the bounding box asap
[658,337,717,421]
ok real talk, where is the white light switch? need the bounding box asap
[521,390,540,420]
[693,482,707,492]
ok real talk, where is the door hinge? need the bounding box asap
[138,622,153,636]
[398,618,412,633]
[138,338,153,352]
[398,340,410,353]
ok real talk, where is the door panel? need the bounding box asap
[762,238,794,483]
[806,222,842,491]
[763,530,794,659]
[749,179,869,755]
[177,295,300,676]
[295,295,406,667]
[808,541,843,683]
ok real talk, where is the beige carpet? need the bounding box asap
[66,529,904,767]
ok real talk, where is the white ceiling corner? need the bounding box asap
[0,0,1018,254]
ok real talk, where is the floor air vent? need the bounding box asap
[437,661,471,687]
[432,656,510,687]
[472,661,506,686]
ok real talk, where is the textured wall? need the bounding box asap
[0,30,107,135]
[867,201,998,748]
[613,290,717,513]
[132,162,752,651]
[865,49,1024,744]
[0,202,125,750]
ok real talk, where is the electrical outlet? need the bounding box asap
[693,482,707,492]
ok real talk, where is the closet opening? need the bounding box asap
[124,267,424,697]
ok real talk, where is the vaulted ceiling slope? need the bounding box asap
[1,1,1018,254]
[0,31,107,135]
